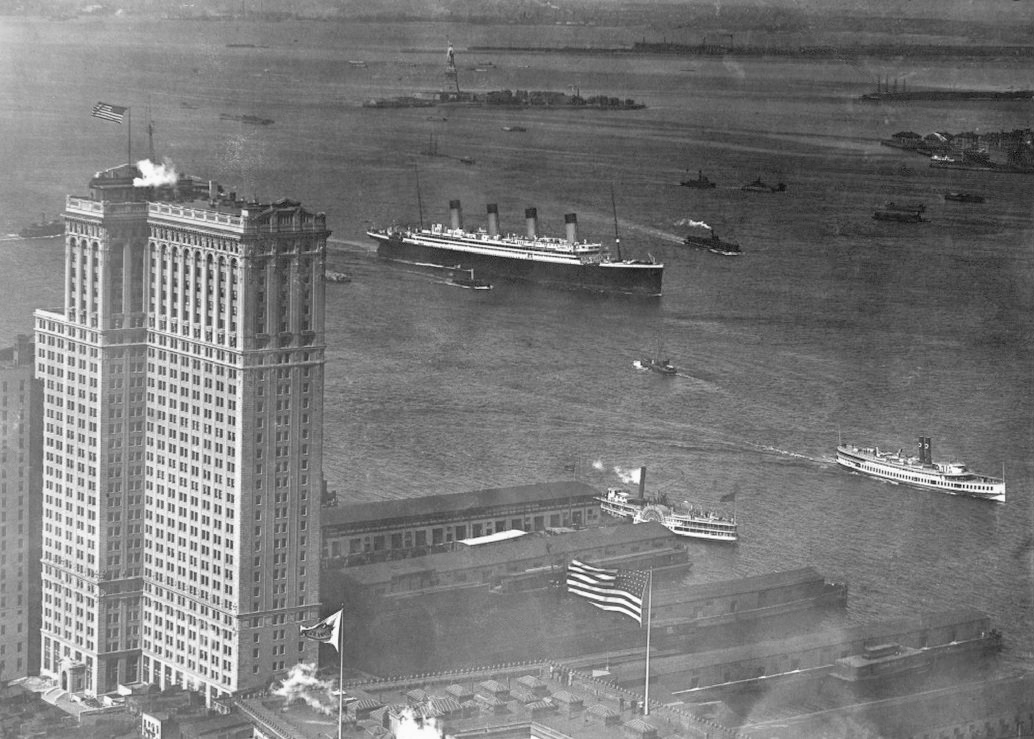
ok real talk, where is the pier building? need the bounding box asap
[320,480,603,565]
[33,162,329,703]
[320,526,847,675]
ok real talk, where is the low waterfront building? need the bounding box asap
[320,480,604,565]
[603,608,995,699]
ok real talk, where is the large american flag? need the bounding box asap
[566,559,650,625]
[91,102,127,124]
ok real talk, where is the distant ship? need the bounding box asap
[836,436,1005,503]
[682,227,741,256]
[680,170,716,189]
[873,203,925,222]
[944,191,985,203]
[368,201,663,296]
[19,214,63,238]
[634,357,677,375]
[596,486,738,543]
[741,177,786,193]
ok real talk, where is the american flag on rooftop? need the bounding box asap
[566,559,649,625]
[91,102,127,124]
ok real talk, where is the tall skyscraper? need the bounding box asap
[34,163,328,703]
[0,334,42,683]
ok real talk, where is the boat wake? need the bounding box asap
[747,442,827,466]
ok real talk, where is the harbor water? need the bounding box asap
[1,15,1032,696]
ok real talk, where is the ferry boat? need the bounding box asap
[368,200,663,296]
[595,487,738,543]
[835,436,1005,502]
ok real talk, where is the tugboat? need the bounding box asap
[683,226,741,256]
[635,357,677,375]
[680,170,716,189]
[19,213,63,238]
[741,178,786,193]
[944,191,985,203]
[595,468,738,543]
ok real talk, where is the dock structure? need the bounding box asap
[320,529,848,676]
[596,609,996,699]
[320,481,604,565]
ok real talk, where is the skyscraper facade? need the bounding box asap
[34,164,327,703]
[0,334,42,683]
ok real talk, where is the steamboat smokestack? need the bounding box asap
[449,199,463,230]
[918,436,931,464]
[638,466,647,501]
[525,207,538,238]
[565,213,578,245]
[208,180,218,201]
[487,203,499,237]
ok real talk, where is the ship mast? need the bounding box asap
[414,164,424,229]
[610,184,623,261]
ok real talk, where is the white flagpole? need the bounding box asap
[337,609,344,739]
[644,570,652,716]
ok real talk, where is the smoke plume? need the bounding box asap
[592,460,604,472]
[395,707,443,738]
[613,466,641,485]
[134,157,179,187]
[675,217,711,230]
[272,663,336,715]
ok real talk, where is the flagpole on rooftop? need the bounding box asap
[644,569,652,716]
[338,603,344,739]
[126,107,132,167]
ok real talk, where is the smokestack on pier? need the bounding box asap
[525,207,538,238]
[449,199,463,230]
[565,213,578,245]
[638,466,647,501]
[487,203,499,237]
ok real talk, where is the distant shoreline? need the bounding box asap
[469,43,1034,60]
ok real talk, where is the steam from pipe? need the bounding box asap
[272,663,336,715]
[396,707,444,738]
[134,157,179,187]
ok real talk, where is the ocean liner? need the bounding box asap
[368,201,663,296]
[836,436,1005,502]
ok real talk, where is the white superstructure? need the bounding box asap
[836,436,1005,502]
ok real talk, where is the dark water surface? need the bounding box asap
[1,17,1032,689]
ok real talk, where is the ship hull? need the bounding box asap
[370,231,663,296]
[836,445,1005,502]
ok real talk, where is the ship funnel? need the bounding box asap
[917,436,932,464]
[525,207,538,238]
[487,203,499,237]
[565,213,578,245]
[449,199,463,230]
[638,466,647,501]
[208,180,218,201]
